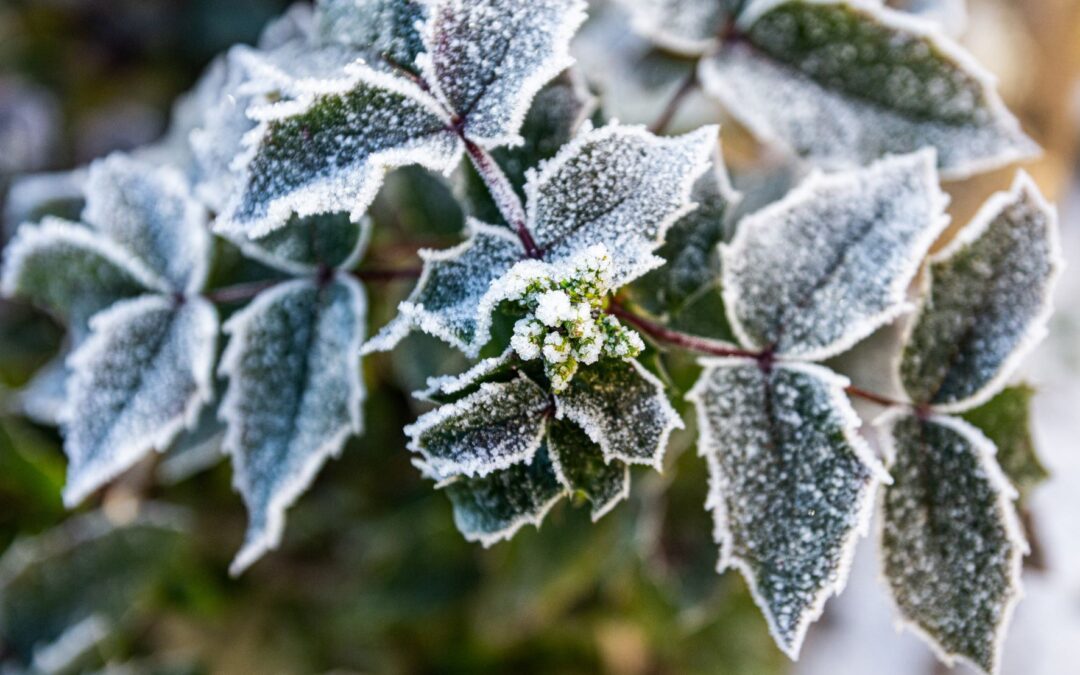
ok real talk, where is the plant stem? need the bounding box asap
[462,138,543,258]
[842,384,907,409]
[206,267,422,304]
[649,69,699,136]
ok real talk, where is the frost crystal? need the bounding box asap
[698,0,1038,177]
[405,375,552,478]
[723,150,948,361]
[879,412,1025,675]
[62,296,218,507]
[899,172,1061,411]
[315,0,427,67]
[687,358,887,658]
[419,0,587,146]
[614,0,733,55]
[526,125,717,285]
[554,359,682,469]
[219,276,366,575]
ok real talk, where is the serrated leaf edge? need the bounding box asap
[546,434,631,522]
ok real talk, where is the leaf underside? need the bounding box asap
[689,358,882,658]
[880,412,1025,675]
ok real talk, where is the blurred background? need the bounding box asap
[0,0,1077,673]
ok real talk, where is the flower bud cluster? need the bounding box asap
[503,245,644,391]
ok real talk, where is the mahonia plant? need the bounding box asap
[0,0,1064,672]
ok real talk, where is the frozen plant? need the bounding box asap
[0,1,1064,674]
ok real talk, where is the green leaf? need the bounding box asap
[315,0,428,67]
[231,212,370,275]
[899,172,1061,411]
[723,151,947,360]
[687,358,886,658]
[221,64,462,237]
[406,374,552,478]
[879,411,1026,675]
[62,296,218,507]
[547,418,629,521]
[960,385,1048,501]
[697,0,1038,177]
[219,276,366,575]
[443,444,565,546]
[554,358,682,470]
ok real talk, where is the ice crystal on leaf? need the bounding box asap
[219,277,367,575]
[878,412,1026,675]
[687,358,887,658]
[695,0,1038,177]
[899,172,1062,411]
[315,0,427,66]
[722,150,948,361]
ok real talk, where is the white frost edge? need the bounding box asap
[713,0,1040,181]
[554,358,684,471]
[523,123,718,279]
[218,60,463,239]
[84,153,213,295]
[903,171,1064,414]
[720,150,950,361]
[1,217,169,300]
[226,214,373,277]
[415,347,516,402]
[404,374,549,479]
[686,357,889,659]
[874,409,1028,675]
[362,219,523,357]
[418,0,588,149]
[611,0,721,57]
[546,430,631,522]
[218,275,367,576]
[60,295,218,507]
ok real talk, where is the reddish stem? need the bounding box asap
[462,137,543,259]
[843,385,907,409]
[649,70,699,136]
[607,300,759,359]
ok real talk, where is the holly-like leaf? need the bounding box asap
[1,218,156,338]
[614,0,735,56]
[419,0,588,147]
[230,212,370,275]
[219,276,366,574]
[899,172,1061,411]
[221,64,462,237]
[62,296,218,506]
[82,155,211,294]
[406,374,552,478]
[315,0,427,67]
[443,444,564,546]
[879,411,1026,675]
[961,385,1048,501]
[687,358,887,658]
[364,220,523,356]
[554,358,682,470]
[547,418,630,520]
[416,348,518,403]
[16,354,69,425]
[722,150,947,360]
[527,124,717,284]
[697,0,1038,178]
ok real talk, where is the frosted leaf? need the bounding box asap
[547,418,630,521]
[1,218,159,338]
[221,64,462,237]
[315,0,427,67]
[443,444,564,546]
[554,359,682,469]
[879,411,1025,675]
[889,0,967,36]
[230,212,370,275]
[419,0,587,147]
[62,296,218,507]
[614,0,733,55]
[82,154,211,294]
[633,145,741,319]
[231,42,365,96]
[686,358,887,658]
[899,172,1061,411]
[416,348,517,403]
[526,124,716,285]
[2,169,85,235]
[17,354,69,425]
[218,276,366,575]
[698,0,1038,178]
[364,220,523,356]
[722,151,948,360]
[258,2,316,49]
[405,374,552,478]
